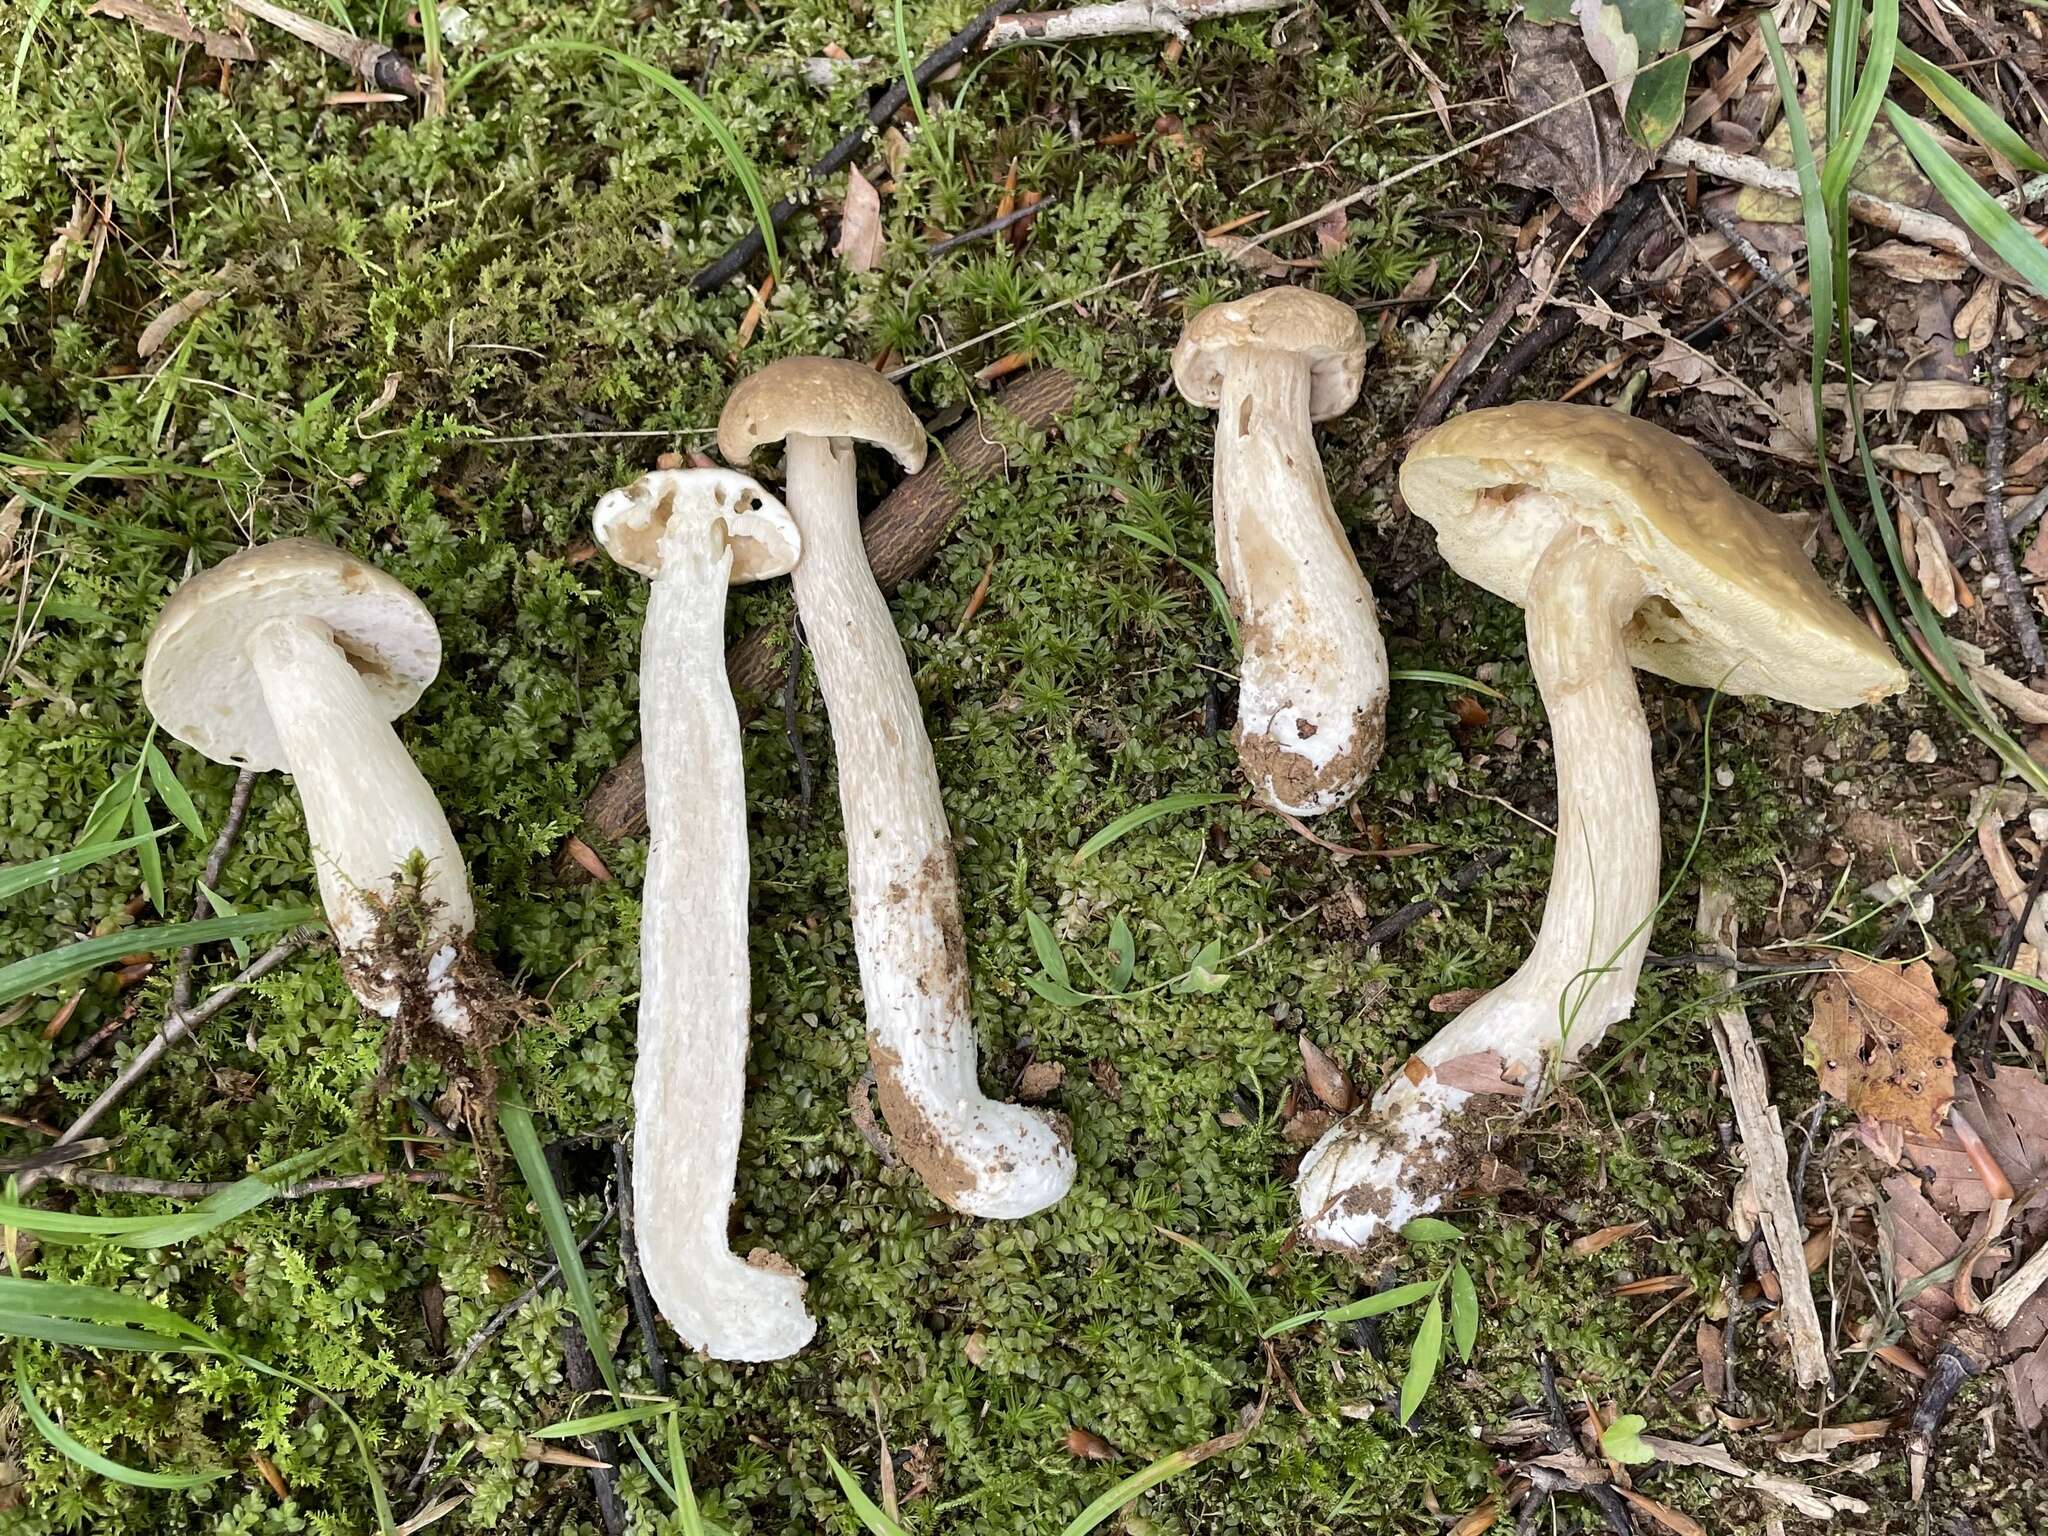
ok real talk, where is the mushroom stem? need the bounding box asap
[1298,527,1657,1248]
[246,612,474,965]
[631,521,814,1360]
[1212,347,1387,816]
[783,432,1075,1219]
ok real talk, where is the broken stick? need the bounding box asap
[984,0,1283,44]
[1698,883,1831,1391]
[571,366,1076,853]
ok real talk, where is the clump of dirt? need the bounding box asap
[1237,705,1383,813]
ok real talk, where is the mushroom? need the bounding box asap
[719,357,1076,1219]
[593,468,816,1361]
[1172,287,1388,816]
[143,539,491,1044]
[1296,403,1908,1251]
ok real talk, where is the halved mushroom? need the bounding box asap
[143,539,496,1051]
[1173,287,1387,817]
[1296,403,1908,1251]
[719,357,1076,1219]
[594,468,816,1361]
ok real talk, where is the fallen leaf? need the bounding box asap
[1750,1472,1870,1519]
[1569,1221,1648,1257]
[1299,1034,1357,1112]
[835,164,884,274]
[1090,1057,1122,1101]
[1315,206,1352,254]
[1063,1427,1119,1461]
[963,1330,989,1367]
[1638,1436,1748,1475]
[1776,1419,1893,1464]
[1695,1319,1726,1398]
[1432,1050,1521,1093]
[1496,18,1654,224]
[1428,988,1489,1015]
[1736,46,1931,224]
[1803,955,1957,1138]
[1202,232,1292,278]
[1858,241,1969,282]
[1821,379,1992,412]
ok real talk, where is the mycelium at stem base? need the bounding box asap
[1297,527,1659,1251]
[780,430,1076,1219]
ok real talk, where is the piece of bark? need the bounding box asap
[1699,884,1830,1390]
[573,367,1075,853]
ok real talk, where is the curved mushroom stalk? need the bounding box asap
[1298,401,1907,1253]
[595,469,815,1361]
[719,356,1075,1220]
[1174,288,1387,816]
[144,540,487,1039]
[1297,528,1657,1249]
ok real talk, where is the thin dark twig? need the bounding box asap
[689,0,1028,293]
[1979,321,2045,675]
[24,931,320,1190]
[1790,1098,1826,1213]
[171,767,258,1015]
[615,1140,672,1394]
[783,615,814,809]
[1362,849,1509,947]
[1873,842,1982,958]
[33,1165,447,1200]
[928,197,1056,255]
[1469,184,1661,412]
[1535,1352,1635,1536]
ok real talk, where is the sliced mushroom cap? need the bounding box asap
[143,538,441,772]
[1401,402,1908,709]
[1171,287,1368,421]
[594,467,801,583]
[718,356,929,473]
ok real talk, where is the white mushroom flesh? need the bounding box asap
[1212,345,1388,816]
[596,470,815,1361]
[784,432,1076,1219]
[1297,521,1657,1249]
[245,611,476,1022]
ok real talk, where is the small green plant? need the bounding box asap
[1262,1217,1479,1425]
[1023,908,1233,1007]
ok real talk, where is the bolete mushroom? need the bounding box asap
[142,539,494,1046]
[719,357,1076,1219]
[1172,287,1387,816]
[1296,403,1908,1251]
[594,468,816,1361]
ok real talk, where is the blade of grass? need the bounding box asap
[446,42,779,279]
[1261,1277,1440,1337]
[1111,522,1237,647]
[0,908,320,1007]
[1397,1295,1445,1424]
[824,1448,915,1536]
[0,830,165,902]
[497,1090,681,1506]
[1153,1226,1257,1313]
[1893,44,2048,173]
[532,1401,675,1438]
[142,744,206,840]
[1819,0,1897,209]
[1885,104,2048,299]
[1389,667,1504,699]
[0,1139,344,1247]
[669,1410,707,1536]
[893,0,930,134]
[1075,793,1236,863]
[15,1352,227,1489]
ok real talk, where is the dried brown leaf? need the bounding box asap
[835,164,884,274]
[1803,955,1956,1137]
[1496,18,1652,225]
[1298,1033,1356,1112]
[1619,1490,1706,1536]
[1432,1049,1521,1093]
[1016,1060,1065,1101]
[1569,1221,1648,1257]
[1063,1427,1119,1462]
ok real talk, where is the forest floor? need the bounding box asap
[3,0,2048,1533]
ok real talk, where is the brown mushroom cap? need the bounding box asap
[1171,287,1368,421]
[594,469,800,584]
[717,357,928,474]
[1401,402,1909,711]
[143,539,441,772]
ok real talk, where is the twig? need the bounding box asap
[1470,185,1661,411]
[172,767,258,1015]
[573,369,1076,850]
[228,0,425,96]
[1956,842,2048,1069]
[33,1165,446,1200]
[984,0,1280,42]
[87,0,259,61]
[614,1141,671,1394]
[1659,136,1976,260]
[1979,321,2044,675]
[1906,1229,2048,1500]
[1361,845,1513,948]
[1698,884,1831,1391]
[29,931,318,1183]
[928,198,1058,255]
[688,0,1028,294]
[1535,1352,1635,1536]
